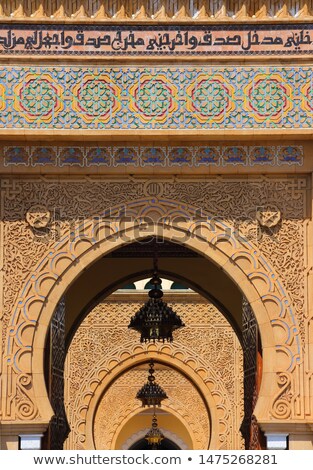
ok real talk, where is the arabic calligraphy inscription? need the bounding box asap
[1,24,313,57]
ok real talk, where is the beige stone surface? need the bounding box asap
[289,434,313,449]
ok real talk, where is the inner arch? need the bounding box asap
[64,238,243,346]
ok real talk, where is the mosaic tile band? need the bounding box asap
[2,145,303,167]
[1,66,312,130]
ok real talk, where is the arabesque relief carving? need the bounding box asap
[64,295,243,449]
[0,175,308,429]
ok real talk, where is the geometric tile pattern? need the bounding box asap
[2,144,304,167]
[243,73,294,125]
[0,66,313,129]
[14,72,64,124]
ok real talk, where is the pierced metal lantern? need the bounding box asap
[145,413,164,449]
[128,272,185,343]
[136,361,167,407]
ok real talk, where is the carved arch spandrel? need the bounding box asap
[3,197,302,426]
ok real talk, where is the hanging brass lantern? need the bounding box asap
[136,361,168,407]
[128,262,185,342]
[145,412,164,449]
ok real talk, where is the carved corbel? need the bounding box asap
[31,5,47,19]
[113,5,130,20]
[295,4,313,19]
[11,4,26,18]
[93,5,110,20]
[52,5,68,19]
[254,5,269,19]
[173,5,190,20]
[132,6,149,20]
[215,4,230,20]
[234,5,250,20]
[275,5,292,19]
[71,6,88,19]
[194,4,211,20]
[153,5,169,20]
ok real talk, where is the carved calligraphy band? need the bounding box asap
[1,24,313,57]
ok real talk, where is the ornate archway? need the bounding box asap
[80,351,222,450]
[2,195,302,435]
[63,289,244,450]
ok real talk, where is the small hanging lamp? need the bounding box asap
[136,361,167,407]
[128,255,185,342]
[145,412,164,449]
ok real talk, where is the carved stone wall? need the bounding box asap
[0,175,308,429]
[64,294,243,449]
